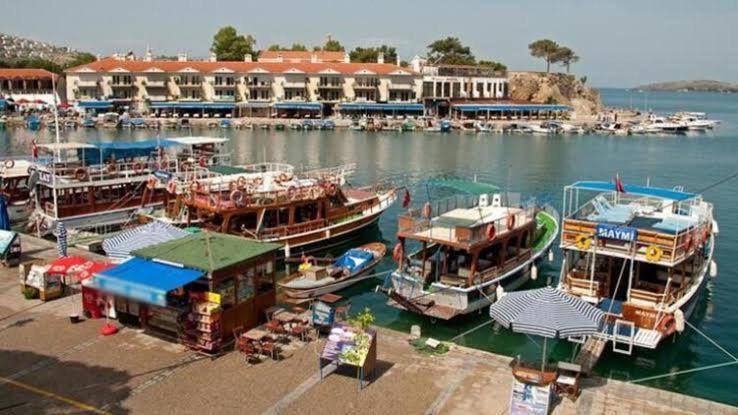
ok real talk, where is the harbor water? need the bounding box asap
[1,89,737,406]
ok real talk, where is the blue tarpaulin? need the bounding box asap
[0,194,10,231]
[337,103,424,112]
[570,181,695,201]
[80,139,178,165]
[333,249,374,274]
[78,100,113,109]
[93,257,205,306]
[149,101,235,110]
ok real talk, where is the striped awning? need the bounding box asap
[274,102,321,110]
[452,104,571,112]
[489,287,604,339]
[103,221,189,261]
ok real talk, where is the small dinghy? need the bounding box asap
[279,242,387,299]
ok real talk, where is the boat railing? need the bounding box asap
[302,163,356,183]
[238,162,295,174]
[35,158,181,186]
[258,218,328,239]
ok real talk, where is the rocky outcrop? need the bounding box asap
[508,71,602,117]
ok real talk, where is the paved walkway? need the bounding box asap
[0,234,736,414]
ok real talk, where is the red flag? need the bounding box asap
[615,174,626,193]
[32,139,38,160]
[402,189,411,208]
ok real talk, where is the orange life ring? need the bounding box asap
[167,180,177,194]
[252,177,263,186]
[506,213,516,231]
[146,176,157,190]
[133,162,145,174]
[74,167,88,181]
[230,190,244,205]
[392,242,404,263]
[287,186,297,200]
[684,232,693,251]
[658,315,677,337]
[237,176,247,189]
[422,202,432,218]
[3,159,14,169]
[228,181,238,192]
[278,173,292,182]
[208,194,218,208]
[485,223,496,241]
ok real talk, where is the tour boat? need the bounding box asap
[382,181,559,320]
[670,112,720,131]
[557,180,717,353]
[1,158,34,222]
[26,136,231,236]
[163,162,397,256]
[279,242,387,299]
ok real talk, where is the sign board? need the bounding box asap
[0,230,17,256]
[312,301,335,326]
[509,379,551,415]
[204,291,221,305]
[596,223,638,242]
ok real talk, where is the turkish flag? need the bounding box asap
[402,189,411,209]
[615,174,626,193]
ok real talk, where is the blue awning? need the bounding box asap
[569,181,695,201]
[78,100,113,109]
[93,257,205,306]
[274,102,321,110]
[149,101,235,110]
[81,139,179,165]
[452,103,572,112]
[337,103,424,112]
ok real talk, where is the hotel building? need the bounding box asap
[64,50,423,117]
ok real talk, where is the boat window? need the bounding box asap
[295,203,317,223]
[236,270,255,302]
[278,207,289,226]
[263,209,278,228]
[230,212,257,233]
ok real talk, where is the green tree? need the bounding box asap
[349,45,398,63]
[427,37,476,65]
[553,47,579,73]
[320,37,345,52]
[210,26,256,61]
[267,44,282,51]
[289,43,308,51]
[478,60,507,72]
[528,39,560,73]
[64,52,96,69]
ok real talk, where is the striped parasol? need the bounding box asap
[489,286,604,339]
[102,221,188,260]
[56,222,67,257]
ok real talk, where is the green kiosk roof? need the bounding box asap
[132,232,281,272]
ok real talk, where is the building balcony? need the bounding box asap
[353,82,379,89]
[74,80,98,87]
[246,83,272,89]
[177,83,202,88]
[213,83,236,89]
[111,83,134,88]
[214,95,236,102]
[145,94,168,101]
[179,96,202,101]
[144,80,167,88]
[318,83,343,89]
[281,81,306,88]
[388,83,414,90]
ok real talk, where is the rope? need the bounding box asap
[684,320,738,361]
[450,319,493,343]
[629,361,738,384]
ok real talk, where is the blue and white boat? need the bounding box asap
[81,116,96,128]
[26,115,41,130]
[557,180,717,353]
[219,119,232,129]
[279,242,387,299]
[131,117,147,128]
[424,119,452,133]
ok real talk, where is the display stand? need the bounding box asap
[318,323,377,390]
[181,300,222,354]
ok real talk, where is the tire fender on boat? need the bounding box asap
[3,159,14,168]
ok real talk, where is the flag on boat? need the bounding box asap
[614,174,626,193]
[402,189,411,209]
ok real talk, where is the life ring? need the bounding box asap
[278,173,291,182]
[392,242,404,263]
[189,181,200,193]
[208,194,218,208]
[166,180,177,194]
[422,202,432,218]
[237,176,247,189]
[324,183,337,197]
[658,315,677,337]
[228,181,238,192]
[198,156,207,168]
[133,162,145,174]
[485,223,496,241]
[287,186,297,200]
[146,176,157,190]
[230,190,244,205]
[506,213,516,231]
[645,245,662,262]
[683,232,693,251]
[252,177,263,186]
[4,159,15,168]
[74,167,88,181]
[575,234,592,250]
[106,162,118,174]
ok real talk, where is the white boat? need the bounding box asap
[279,242,387,299]
[1,158,34,222]
[475,122,492,133]
[646,116,688,133]
[557,180,716,352]
[382,181,559,320]
[670,112,720,131]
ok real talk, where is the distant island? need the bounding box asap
[636,80,738,93]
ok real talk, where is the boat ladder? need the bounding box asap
[612,319,635,355]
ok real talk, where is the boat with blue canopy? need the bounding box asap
[557,179,717,353]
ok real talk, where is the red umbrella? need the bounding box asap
[74,262,113,281]
[15,98,30,105]
[32,99,48,105]
[47,256,112,280]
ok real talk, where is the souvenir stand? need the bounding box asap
[319,322,377,389]
[0,229,21,267]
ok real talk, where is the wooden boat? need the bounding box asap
[279,242,387,299]
[382,180,559,320]
[166,162,397,255]
[557,180,717,353]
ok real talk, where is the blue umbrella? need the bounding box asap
[56,222,67,257]
[0,193,10,231]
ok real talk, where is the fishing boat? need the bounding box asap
[321,120,336,130]
[279,242,387,299]
[164,162,397,255]
[557,179,717,353]
[401,120,416,132]
[131,117,147,129]
[382,180,559,320]
[424,119,452,133]
[289,123,302,130]
[81,117,96,128]
[670,112,720,131]
[219,119,232,129]
[26,136,231,236]
[475,122,492,133]
[274,123,286,131]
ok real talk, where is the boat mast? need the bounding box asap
[51,74,60,220]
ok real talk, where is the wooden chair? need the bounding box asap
[233,327,260,363]
[555,362,582,401]
[259,340,280,360]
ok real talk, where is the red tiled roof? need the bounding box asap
[0,68,57,80]
[257,50,345,63]
[65,57,416,76]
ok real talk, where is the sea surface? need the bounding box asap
[1,88,737,406]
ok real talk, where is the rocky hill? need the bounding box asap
[0,33,86,65]
[508,71,602,117]
[636,80,738,93]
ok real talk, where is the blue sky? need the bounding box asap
[3,0,736,87]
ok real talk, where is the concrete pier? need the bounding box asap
[0,234,735,414]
